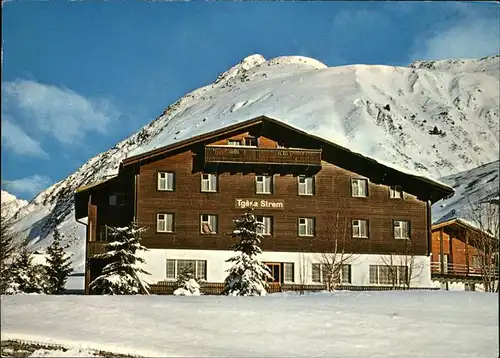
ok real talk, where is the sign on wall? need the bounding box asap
[235,198,285,210]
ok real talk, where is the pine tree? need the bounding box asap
[8,241,47,294]
[89,221,151,295]
[222,212,272,296]
[173,264,201,296]
[0,216,17,294]
[45,229,73,294]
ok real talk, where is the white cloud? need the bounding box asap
[1,116,49,159]
[2,174,52,197]
[410,15,500,61]
[2,80,121,146]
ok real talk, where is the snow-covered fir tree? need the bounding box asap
[89,221,151,295]
[0,216,17,294]
[45,228,73,294]
[173,264,201,296]
[7,241,48,294]
[222,212,272,296]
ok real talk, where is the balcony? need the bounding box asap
[205,146,322,166]
[87,242,108,257]
[430,262,499,278]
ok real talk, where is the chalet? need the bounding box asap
[431,218,499,291]
[74,115,454,294]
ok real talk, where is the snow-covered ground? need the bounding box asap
[1,291,498,357]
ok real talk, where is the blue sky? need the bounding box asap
[2,1,499,200]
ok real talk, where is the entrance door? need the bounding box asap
[265,263,281,283]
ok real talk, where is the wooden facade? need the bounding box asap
[430,219,499,287]
[75,115,454,293]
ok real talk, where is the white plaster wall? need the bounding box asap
[432,280,487,292]
[138,249,433,288]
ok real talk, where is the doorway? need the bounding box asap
[265,263,281,283]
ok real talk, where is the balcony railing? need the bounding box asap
[87,242,107,257]
[430,262,499,277]
[205,146,322,166]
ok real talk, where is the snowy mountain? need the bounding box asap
[5,54,500,273]
[432,160,499,225]
[1,190,28,222]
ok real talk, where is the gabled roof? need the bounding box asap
[432,218,497,242]
[121,115,453,203]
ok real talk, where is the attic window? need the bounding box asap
[228,139,241,146]
[244,137,258,147]
[389,185,403,199]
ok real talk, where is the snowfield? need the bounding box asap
[1,291,498,357]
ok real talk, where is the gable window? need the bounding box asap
[394,220,410,239]
[298,176,315,196]
[200,214,217,234]
[157,213,174,233]
[201,173,218,192]
[389,185,403,199]
[256,175,273,194]
[244,137,258,147]
[284,263,294,283]
[352,219,368,238]
[166,259,207,281]
[298,217,315,237]
[158,172,174,191]
[228,139,241,146]
[351,178,368,197]
[256,216,273,236]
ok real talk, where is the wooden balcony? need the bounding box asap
[430,262,499,278]
[87,242,108,257]
[205,146,322,166]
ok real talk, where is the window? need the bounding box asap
[256,216,273,236]
[109,194,126,206]
[256,175,273,194]
[351,178,368,197]
[157,213,174,233]
[200,214,217,234]
[276,142,287,148]
[244,137,258,146]
[201,173,218,192]
[284,263,294,283]
[298,176,314,195]
[166,259,207,281]
[298,217,315,236]
[228,139,241,146]
[312,263,322,283]
[369,265,408,285]
[389,185,403,199]
[394,220,410,239]
[312,264,351,284]
[352,219,368,238]
[341,265,351,284]
[157,172,174,191]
